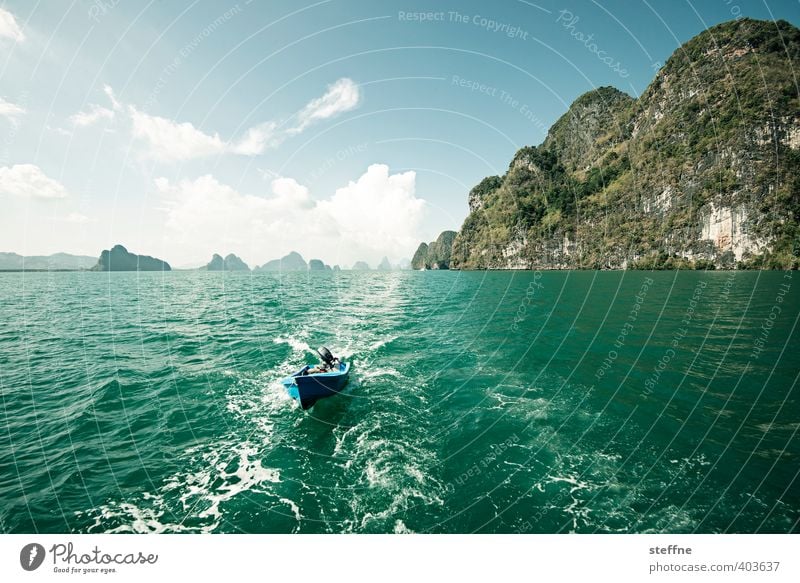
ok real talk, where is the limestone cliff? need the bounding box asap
[448,19,799,270]
[411,231,457,269]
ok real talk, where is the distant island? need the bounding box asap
[0,247,405,273]
[0,252,96,271]
[309,259,332,271]
[253,253,386,272]
[91,244,171,271]
[202,253,250,271]
[255,251,307,272]
[414,19,800,271]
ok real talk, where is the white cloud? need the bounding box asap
[229,121,279,155]
[0,8,24,42]
[103,84,121,111]
[0,164,68,199]
[0,97,25,120]
[289,78,361,135]
[70,104,115,127]
[156,164,425,266]
[270,176,314,207]
[318,164,424,257]
[230,78,361,154]
[46,124,72,137]
[155,174,314,260]
[105,77,361,161]
[129,106,225,162]
[45,212,93,224]
[61,212,91,223]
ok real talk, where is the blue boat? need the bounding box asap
[281,347,351,410]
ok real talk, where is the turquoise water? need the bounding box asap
[0,270,797,533]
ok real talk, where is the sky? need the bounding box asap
[1,0,798,268]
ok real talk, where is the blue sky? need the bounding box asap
[1,0,798,267]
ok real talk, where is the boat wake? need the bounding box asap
[272,335,312,354]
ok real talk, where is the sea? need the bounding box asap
[0,270,797,533]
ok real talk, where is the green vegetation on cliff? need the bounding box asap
[412,231,457,269]
[448,19,800,270]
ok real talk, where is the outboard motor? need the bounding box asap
[316,346,338,369]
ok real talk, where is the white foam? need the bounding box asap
[547,474,591,494]
[88,500,194,534]
[91,441,282,534]
[405,464,425,484]
[642,505,697,533]
[280,497,302,522]
[273,335,311,353]
[332,421,364,457]
[360,366,401,380]
[189,444,281,522]
[320,333,397,361]
[365,459,393,489]
[369,335,398,351]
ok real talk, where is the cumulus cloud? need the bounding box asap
[156,164,424,266]
[129,106,226,162]
[103,77,360,161]
[70,104,115,127]
[0,97,25,120]
[318,164,424,255]
[0,8,24,42]
[0,164,68,199]
[155,173,315,259]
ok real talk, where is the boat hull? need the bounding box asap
[281,362,351,409]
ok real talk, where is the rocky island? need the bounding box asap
[308,259,332,271]
[411,231,457,270]
[203,253,250,271]
[255,251,308,272]
[91,244,171,271]
[417,19,800,270]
